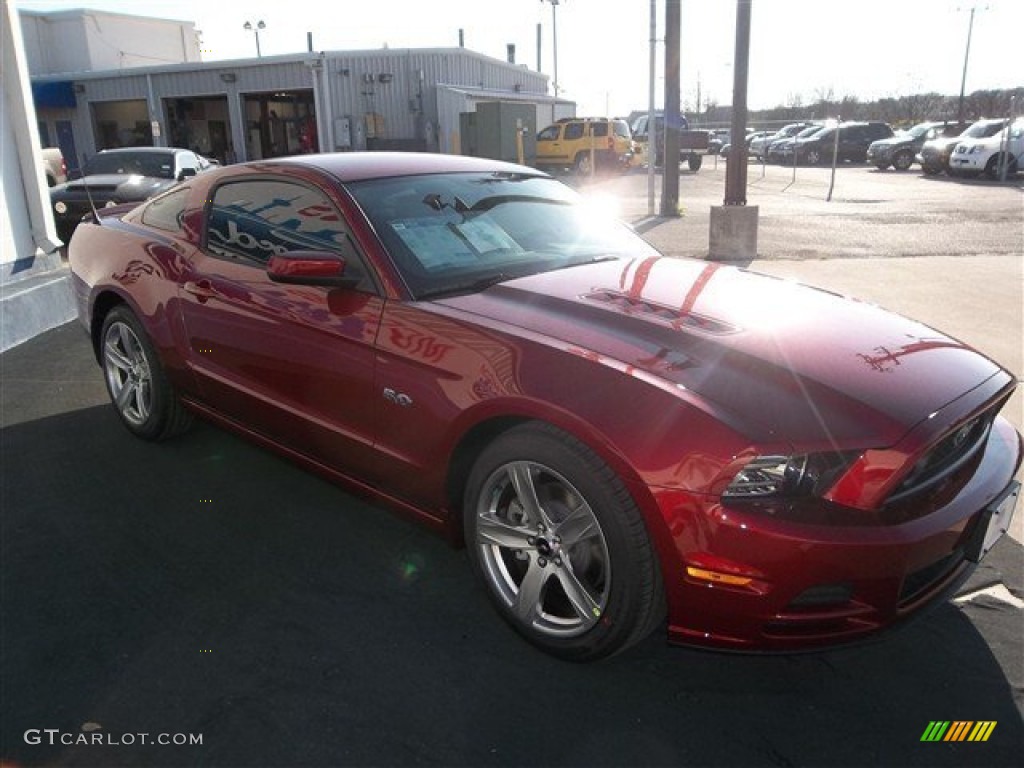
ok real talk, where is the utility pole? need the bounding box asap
[660,0,681,217]
[724,0,751,205]
[956,5,987,125]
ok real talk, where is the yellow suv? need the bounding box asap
[535,117,633,174]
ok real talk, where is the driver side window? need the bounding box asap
[205,178,375,292]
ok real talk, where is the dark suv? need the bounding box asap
[792,121,893,165]
[867,121,963,171]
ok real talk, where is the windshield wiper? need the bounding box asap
[415,272,523,300]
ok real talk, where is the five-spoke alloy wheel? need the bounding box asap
[100,306,192,440]
[465,423,664,660]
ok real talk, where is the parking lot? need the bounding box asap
[1,162,1022,767]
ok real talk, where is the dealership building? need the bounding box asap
[24,8,573,170]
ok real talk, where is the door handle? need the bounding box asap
[183,279,217,302]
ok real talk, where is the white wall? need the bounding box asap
[20,9,201,75]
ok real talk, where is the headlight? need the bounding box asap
[104,200,118,208]
[968,146,984,155]
[723,452,857,499]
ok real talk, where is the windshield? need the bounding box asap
[797,125,825,139]
[348,173,659,299]
[906,123,934,139]
[964,120,1005,139]
[85,152,175,178]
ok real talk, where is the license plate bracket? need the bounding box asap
[966,481,1020,563]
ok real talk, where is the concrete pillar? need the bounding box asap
[708,205,759,261]
[1,0,75,351]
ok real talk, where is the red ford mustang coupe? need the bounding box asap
[69,152,1021,660]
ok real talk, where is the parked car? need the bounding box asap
[750,122,819,161]
[707,129,730,155]
[40,147,67,187]
[535,117,633,175]
[68,151,1021,661]
[718,131,773,157]
[768,123,832,164]
[948,116,1023,179]
[867,121,960,171]
[788,121,893,165]
[51,146,210,243]
[916,118,1007,175]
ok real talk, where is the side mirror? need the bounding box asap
[267,251,359,287]
[177,167,198,181]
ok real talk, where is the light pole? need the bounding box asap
[244,20,266,58]
[956,5,987,125]
[540,0,561,97]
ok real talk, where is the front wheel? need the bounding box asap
[892,149,914,171]
[985,153,1018,180]
[100,306,193,441]
[464,423,664,661]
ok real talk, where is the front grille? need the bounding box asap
[886,408,996,505]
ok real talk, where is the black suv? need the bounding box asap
[792,121,893,165]
[867,121,964,171]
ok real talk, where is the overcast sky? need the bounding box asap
[15,0,1024,116]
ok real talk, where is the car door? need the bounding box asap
[178,174,385,477]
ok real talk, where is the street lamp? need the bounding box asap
[243,20,266,58]
[540,0,561,97]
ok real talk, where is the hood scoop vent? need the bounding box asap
[583,289,739,335]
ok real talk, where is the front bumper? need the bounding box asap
[653,417,1022,651]
[866,146,893,164]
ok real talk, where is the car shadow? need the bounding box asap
[1,401,1021,766]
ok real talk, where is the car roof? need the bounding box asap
[272,152,546,183]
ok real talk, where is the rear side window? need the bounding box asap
[591,123,609,138]
[140,187,189,232]
[563,122,584,140]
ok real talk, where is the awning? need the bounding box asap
[31,81,76,109]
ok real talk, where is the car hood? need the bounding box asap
[869,135,912,149]
[54,174,173,197]
[435,258,1002,448]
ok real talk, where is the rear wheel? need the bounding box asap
[805,148,822,165]
[100,306,193,441]
[464,423,664,661]
[574,152,593,176]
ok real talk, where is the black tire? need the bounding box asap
[874,163,889,171]
[985,153,1018,180]
[892,149,914,171]
[574,152,593,176]
[805,148,822,166]
[463,422,664,661]
[921,164,941,176]
[687,152,703,172]
[100,305,193,441]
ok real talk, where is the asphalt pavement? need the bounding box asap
[1,161,1022,767]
